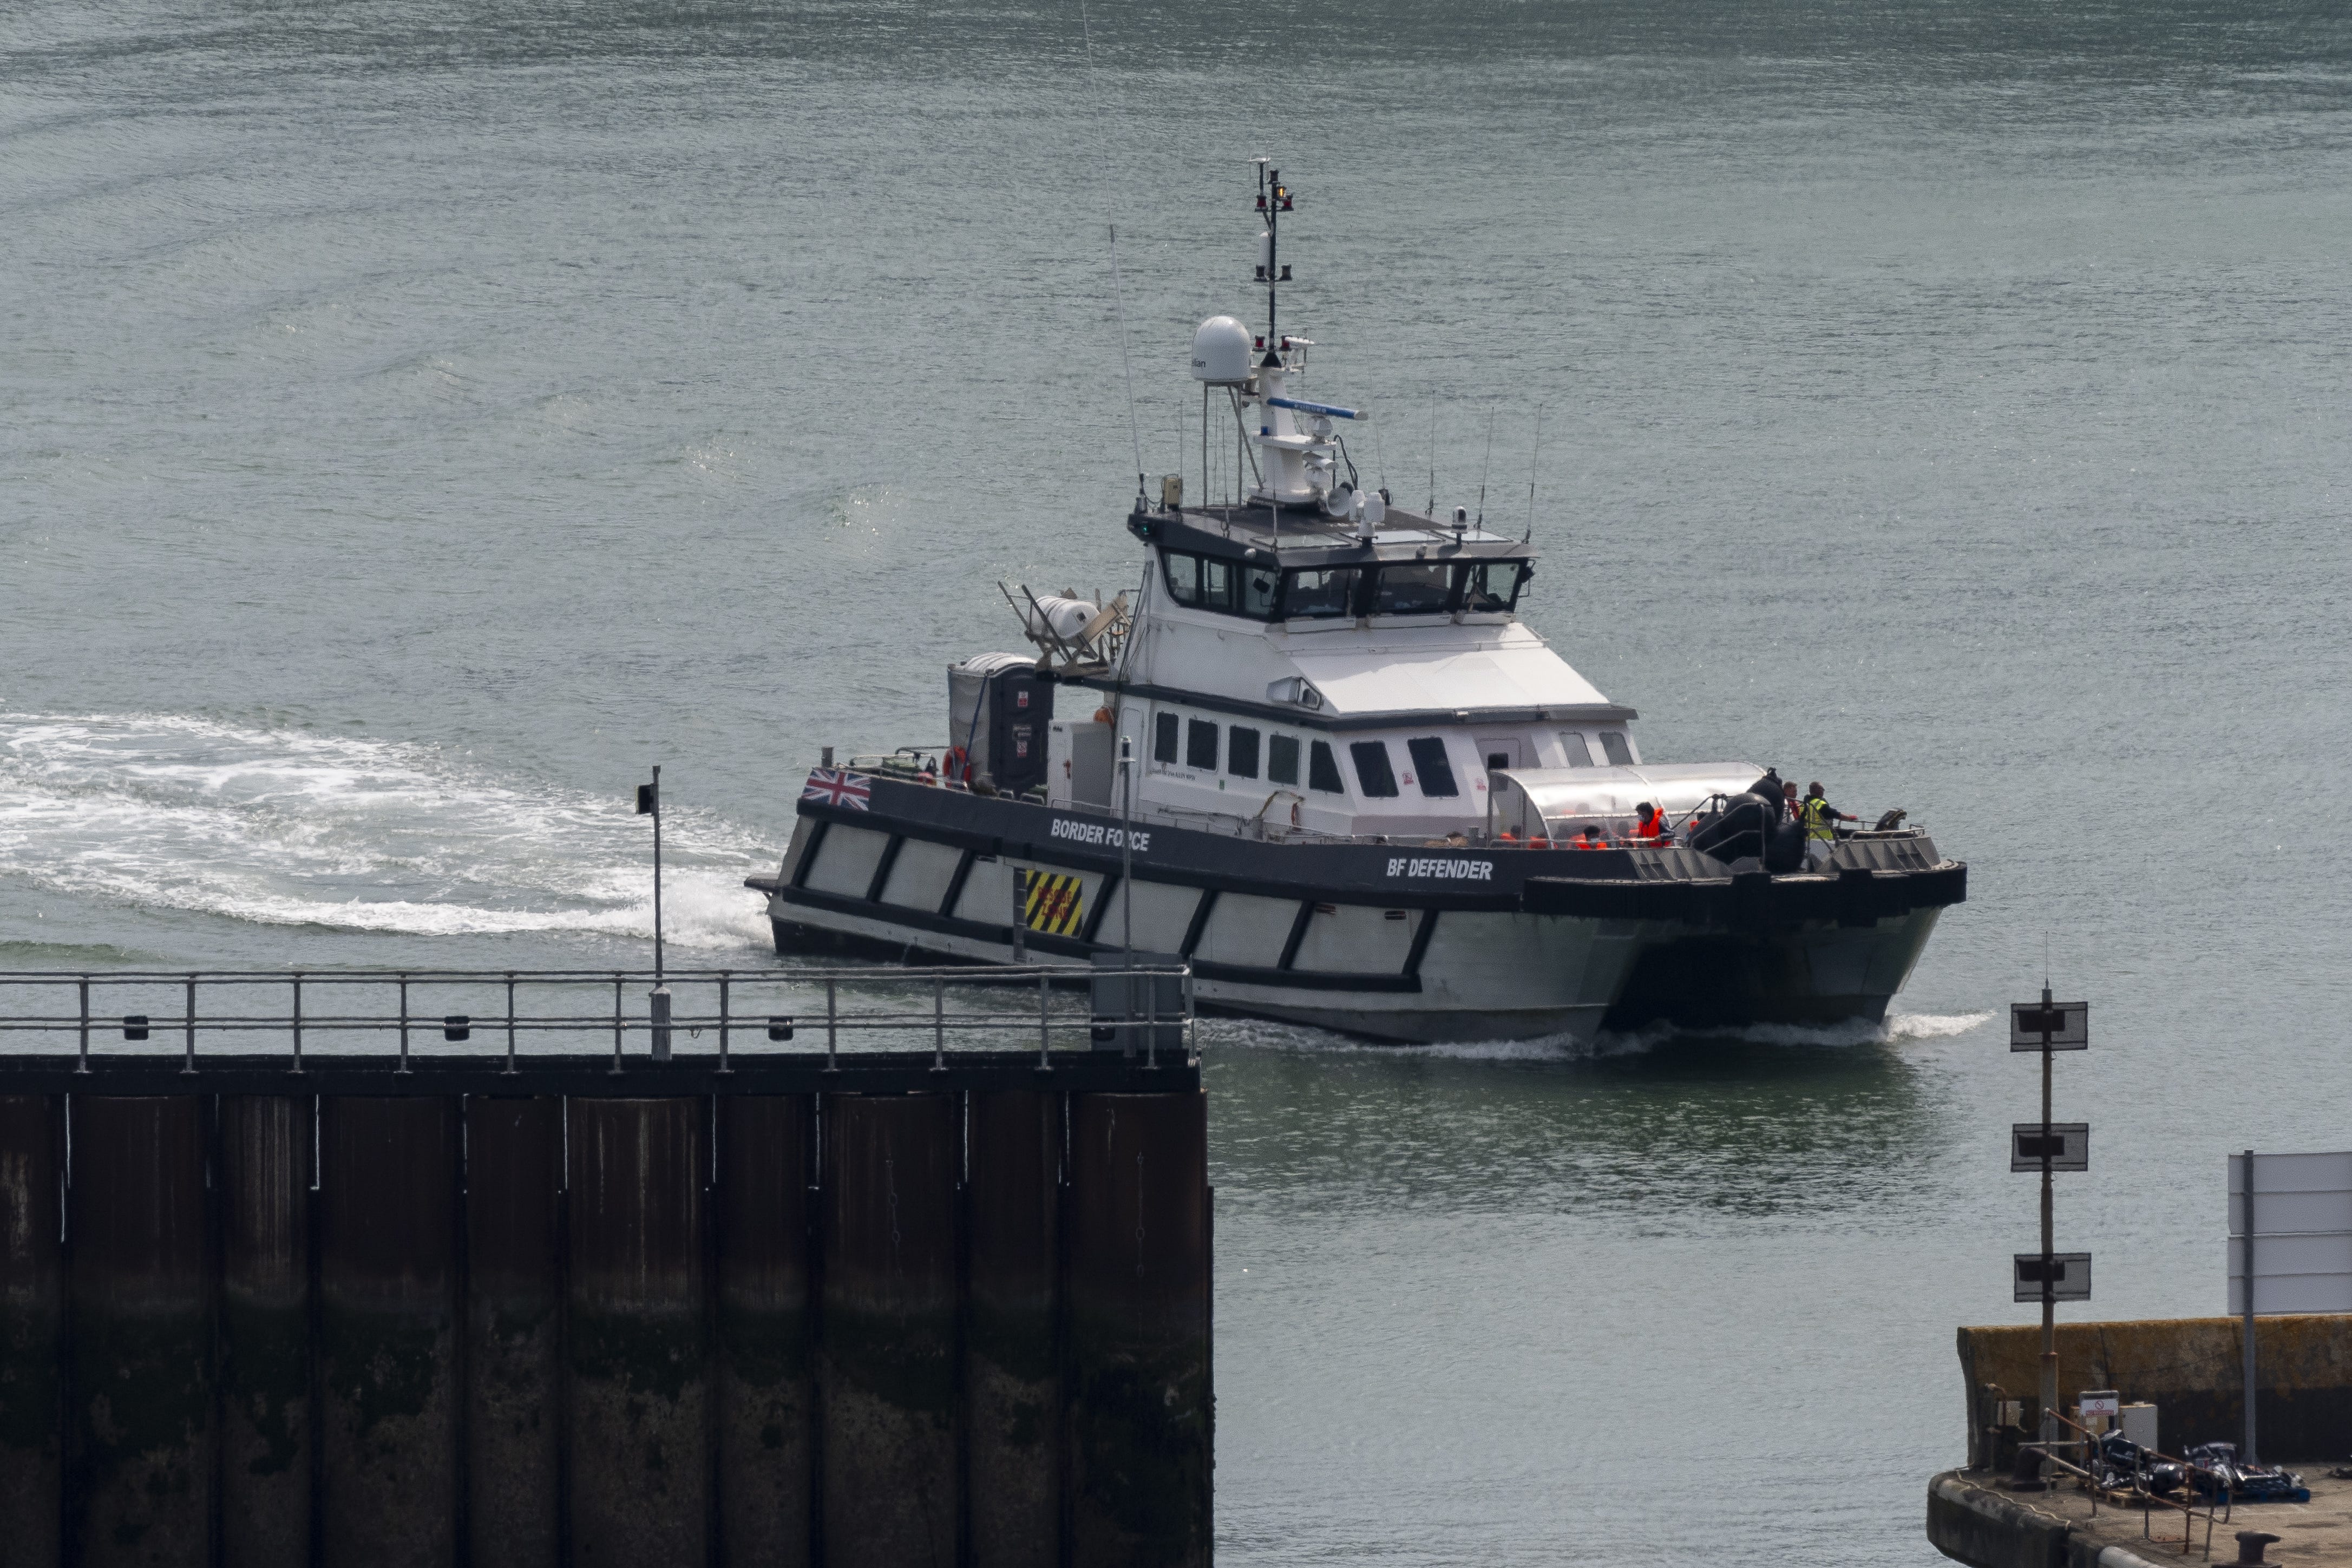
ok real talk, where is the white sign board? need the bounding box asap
[2229,1150,2352,1315]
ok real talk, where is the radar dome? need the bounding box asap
[1190,316,1252,384]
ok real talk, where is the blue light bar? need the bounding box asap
[1266,395,1365,421]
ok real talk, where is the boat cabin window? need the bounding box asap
[1559,731,1594,767]
[1268,733,1301,786]
[1405,737,1459,797]
[1228,725,1260,779]
[1161,550,1278,620]
[1282,567,1360,619]
[1154,712,1179,764]
[1308,739,1345,793]
[1186,718,1219,771]
[1598,729,1634,766]
[1460,561,1529,614]
[1349,740,1400,797]
[1370,563,1453,616]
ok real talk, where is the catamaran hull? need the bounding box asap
[750,775,1963,1045]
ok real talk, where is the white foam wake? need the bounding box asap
[0,713,779,949]
[1207,1008,1996,1059]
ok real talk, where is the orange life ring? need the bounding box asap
[943,746,971,783]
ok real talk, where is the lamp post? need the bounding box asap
[2008,985,2089,1479]
[638,766,670,1060]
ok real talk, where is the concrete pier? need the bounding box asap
[0,1049,1207,1568]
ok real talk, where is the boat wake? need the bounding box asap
[1208,1008,1995,1059]
[0,713,779,949]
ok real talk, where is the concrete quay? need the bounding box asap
[1930,1468,2352,1568]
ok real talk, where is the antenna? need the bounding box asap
[1475,405,1496,528]
[1110,223,1145,503]
[1524,402,1543,543]
[1427,391,1437,514]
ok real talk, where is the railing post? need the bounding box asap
[398,974,411,1073]
[718,972,731,1073]
[824,977,838,1071]
[76,977,89,1074]
[505,972,516,1074]
[1037,968,1050,1070]
[932,975,946,1072]
[182,973,197,1074]
[612,973,624,1073]
[290,973,303,1074]
[1144,968,1158,1070]
[1184,967,1197,1066]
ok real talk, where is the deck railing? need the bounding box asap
[0,963,1197,1075]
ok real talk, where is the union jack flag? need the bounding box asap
[801,767,872,811]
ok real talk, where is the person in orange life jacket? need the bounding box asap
[1631,803,1670,845]
[1800,781,1857,870]
[1781,780,1800,821]
[1573,824,1607,849]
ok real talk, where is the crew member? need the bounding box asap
[1631,803,1670,845]
[1799,781,1857,869]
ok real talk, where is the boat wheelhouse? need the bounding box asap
[749,163,1964,1042]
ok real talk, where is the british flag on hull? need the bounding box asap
[801,768,872,810]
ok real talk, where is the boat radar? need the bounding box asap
[1187,162,1368,513]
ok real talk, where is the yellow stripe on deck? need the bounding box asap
[1021,871,1085,936]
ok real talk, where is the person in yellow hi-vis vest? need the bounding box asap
[1799,782,1857,870]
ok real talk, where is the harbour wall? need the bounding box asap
[0,1053,1210,1568]
[1957,1314,2352,1466]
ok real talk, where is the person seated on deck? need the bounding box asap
[1630,803,1671,847]
[1497,828,1519,844]
[1526,829,1551,848]
[1571,824,1608,850]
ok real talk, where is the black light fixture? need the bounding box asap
[122,1014,149,1042]
[444,1014,470,1042]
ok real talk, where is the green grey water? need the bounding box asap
[6,2,2352,1561]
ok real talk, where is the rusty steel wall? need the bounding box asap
[716,1093,815,1567]
[320,1097,461,1567]
[964,1090,1062,1568]
[566,1098,710,1568]
[463,1096,562,1568]
[0,1080,1211,1568]
[1065,1092,1212,1568]
[65,1096,213,1568]
[0,1095,63,1566]
[820,1093,961,1568]
[217,1096,311,1568]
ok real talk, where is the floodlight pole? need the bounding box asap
[639,766,670,1060]
[651,764,665,982]
[2038,984,2058,1451]
[2244,1146,2259,1463]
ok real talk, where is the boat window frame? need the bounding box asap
[1365,561,1457,618]
[1597,729,1634,767]
[1558,731,1594,768]
[1159,549,1281,622]
[1349,740,1400,798]
[1227,725,1261,779]
[1404,737,1459,798]
[1307,739,1346,795]
[1459,560,1530,614]
[1185,717,1220,771]
[1267,733,1301,786]
[1154,711,1180,765]
[1280,565,1362,621]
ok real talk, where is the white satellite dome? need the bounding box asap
[1189,315,1252,385]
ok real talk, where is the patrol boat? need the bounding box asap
[748,164,1965,1042]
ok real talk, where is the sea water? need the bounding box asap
[6,1,2352,1560]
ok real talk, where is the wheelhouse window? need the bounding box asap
[1559,731,1593,767]
[1155,712,1179,764]
[1228,725,1261,779]
[1405,737,1459,797]
[1598,729,1634,766]
[1161,550,1277,620]
[1307,740,1345,794]
[1282,567,1360,619]
[1460,561,1529,613]
[1268,734,1301,786]
[1370,563,1453,616]
[1349,740,1400,798]
[1186,718,1220,771]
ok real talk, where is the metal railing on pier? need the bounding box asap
[0,963,1197,1076]
[2019,1408,2231,1559]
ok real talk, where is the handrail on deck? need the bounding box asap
[0,965,1198,1076]
[2026,1408,2230,1559]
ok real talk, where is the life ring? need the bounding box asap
[943,746,971,783]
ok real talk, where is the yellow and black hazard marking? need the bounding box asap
[1020,870,1085,936]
